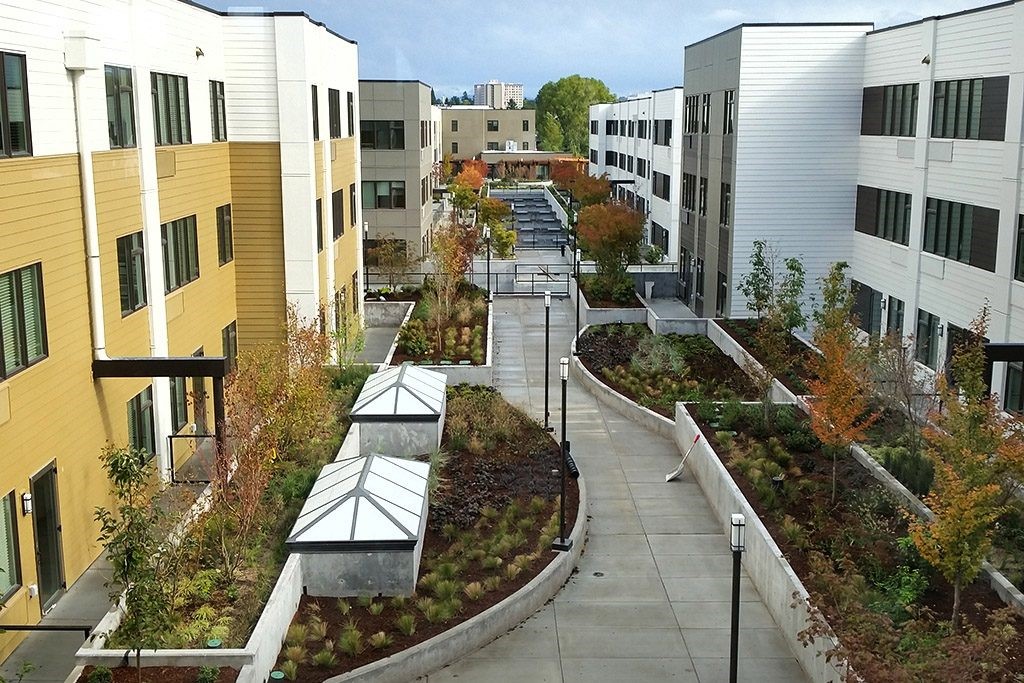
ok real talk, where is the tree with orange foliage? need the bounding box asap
[577,201,643,303]
[806,262,878,503]
[453,165,485,192]
[461,158,488,181]
[550,161,611,208]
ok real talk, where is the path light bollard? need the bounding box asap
[484,224,492,301]
[729,513,746,683]
[544,291,553,432]
[552,357,573,552]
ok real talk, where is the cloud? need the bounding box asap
[711,7,746,22]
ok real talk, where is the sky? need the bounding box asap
[204,0,978,99]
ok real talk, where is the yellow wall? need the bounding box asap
[331,138,361,325]
[230,142,285,348]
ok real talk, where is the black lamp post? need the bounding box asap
[552,357,572,552]
[483,225,492,301]
[729,513,746,683]
[544,291,552,432]
[574,248,582,355]
[362,221,369,295]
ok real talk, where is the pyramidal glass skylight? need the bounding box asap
[350,365,446,421]
[286,454,430,552]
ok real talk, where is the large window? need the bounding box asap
[698,177,708,217]
[923,197,998,271]
[605,150,616,167]
[637,158,648,178]
[716,272,728,317]
[316,198,324,253]
[332,189,345,239]
[311,85,319,141]
[915,309,940,369]
[162,215,199,293]
[861,82,918,136]
[347,91,354,137]
[487,119,499,132]
[117,232,147,315]
[653,119,672,146]
[720,183,731,227]
[151,72,191,146]
[1005,362,1024,414]
[855,186,911,246]
[1015,215,1024,283]
[362,181,406,209]
[0,492,19,603]
[222,321,238,372]
[451,119,459,132]
[1,52,31,157]
[887,296,905,335]
[638,119,648,139]
[852,280,884,336]
[589,149,597,164]
[105,65,135,149]
[723,90,735,134]
[210,80,227,141]
[360,120,404,150]
[128,386,155,458]
[522,119,529,132]
[932,77,1008,141]
[216,204,232,265]
[0,263,47,379]
[170,376,187,432]
[682,173,696,212]
[700,93,711,134]
[328,88,341,138]
[695,258,705,299]
[653,171,670,201]
[349,183,357,226]
[684,95,699,134]
[590,120,597,135]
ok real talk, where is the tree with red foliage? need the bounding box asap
[461,158,489,182]
[550,161,610,208]
[577,201,643,303]
[453,165,484,192]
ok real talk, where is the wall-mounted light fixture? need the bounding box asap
[922,54,931,65]
[21,492,32,516]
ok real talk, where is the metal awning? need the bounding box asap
[285,454,430,553]
[350,365,446,423]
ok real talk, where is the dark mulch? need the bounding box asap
[78,667,236,683]
[717,318,818,394]
[688,405,1024,675]
[577,282,644,309]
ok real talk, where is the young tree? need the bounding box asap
[477,196,511,229]
[807,262,879,502]
[95,446,177,683]
[869,332,935,458]
[453,166,484,192]
[434,153,454,185]
[368,234,419,289]
[577,201,644,298]
[738,240,807,331]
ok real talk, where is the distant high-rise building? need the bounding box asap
[473,81,524,109]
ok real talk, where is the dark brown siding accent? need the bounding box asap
[855,185,879,235]
[861,86,883,136]
[970,205,999,272]
[979,75,1008,141]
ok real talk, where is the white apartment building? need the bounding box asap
[588,87,685,261]
[474,80,524,109]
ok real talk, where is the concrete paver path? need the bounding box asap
[426,293,808,682]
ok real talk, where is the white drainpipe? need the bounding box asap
[66,33,107,360]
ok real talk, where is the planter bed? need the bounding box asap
[688,401,1024,680]
[576,323,759,418]
[270,384,580,682]
[391,286,489,366]
[78,667,237,683]
[718,318,817,395]
[578,279,644,309]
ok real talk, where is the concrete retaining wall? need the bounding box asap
[364,301,415,327]
[324,477,589,683]
[628,270,678,299]
[647,314,708,336]
[707,320,802,405]
[672,405,846,683]
[386,302,494,386]
[235,555,304,683]
[567,282,648,328]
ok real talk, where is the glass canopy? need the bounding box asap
[350,365,447,422]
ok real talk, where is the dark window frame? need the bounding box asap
[316,197,324,253]
[312,85,319,141]
[362,180,406,210]
[169,376,188,432]
[105,64,136,149]
[161,215,200,293]
[151,71,191,146]
[332,189,344,240]
[216,204,233,265]
[128,385,156,459]
[487,119,499,132]
[0,491,21,604]
[0,52,32,158]
[222,321,238,372]
[915,309,940,369]
[0,263,48,380]
[209,80,227,142]
[360,120,405,150]
[723,90,735,134]
[328,88,342,139]
[117,231,148,316]
[346,91,354,137]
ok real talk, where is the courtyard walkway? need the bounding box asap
[425,294,807,682]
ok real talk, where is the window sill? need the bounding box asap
[218,259,234,268]
[120,305,148,319]
[154,141,193,147]
[0,356,47,384]
[165,277,201,296]
[0,583,24,608]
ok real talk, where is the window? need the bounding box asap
[332,190,345,239]
[162,215,199,293]
[360,120,404,150]
[486,141,499,151]
[698,177,708,217]
[618,152,625,169]
[1005,362,1024,414]
[1015,215,1024,283]
[352,272,359,312]
[151,72,191,146]
[653,171,670,201]
[684,95,699,134]
[695,258,705,299]
[222,321,237,372]
[209,80,226,141]
[887,296,905,335]
[852,280,884,336]
[651,221,668,252]
[105,65,135,149]
[316,198,323,252]
[589,149,597,164]
[421,175,429,207]
[419,120,427,149]
[862,83,918,136]
[451,142,458,154]
[117,232,147,315]
[915,309,940,369]
[349,183,357,226]
[590,120,598,135]
[638,120,648,139]
[716,273,728,317]
[855,186,911,246]
[347,91,354,137]
[653,119,672,146]
[487,119,499,132]
[0,263,47,379]
[312,85,319,141]
[169,376,187,432]
[700,93,711,134]
[720,183,731,227]
[0,492,20,603]
[626,155,633,173]
[522,141,529,150]
[606,120,616,135]
[451,119,459,132]
[523,119,529,132]
[636,158,647,177]
[1,52,31,157]
[605,150,616,166]
[723,90,735,134]
[216,204,233,265]
[328,88,341,138]
[682,173,696,212]
[923,197,999,271]
[362,181,406,209]
[932,77,1008,141]
[128,386,155,458]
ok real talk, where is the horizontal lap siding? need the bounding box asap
[331,137,361,309]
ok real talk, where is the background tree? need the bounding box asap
[536,75,614,154]
[550,161,611,208]
[806,262,878,502]
[507,98,518,109]
[368,234,419,289]
[577,201,643,302]
[537,112,563,152]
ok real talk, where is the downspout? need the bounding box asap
[66,34,107,361]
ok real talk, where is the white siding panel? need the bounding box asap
[857,137,916,191]
[932,5,1016,79]
[863,24,924,86]
[223,18,280,141]
[925,141,1005,207]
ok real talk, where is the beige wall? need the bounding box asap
[442,109,537,160]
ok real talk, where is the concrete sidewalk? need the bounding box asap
[425,297,807,682]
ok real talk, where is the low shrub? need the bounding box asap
[87,667,113,683]
[397,319,431,356]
